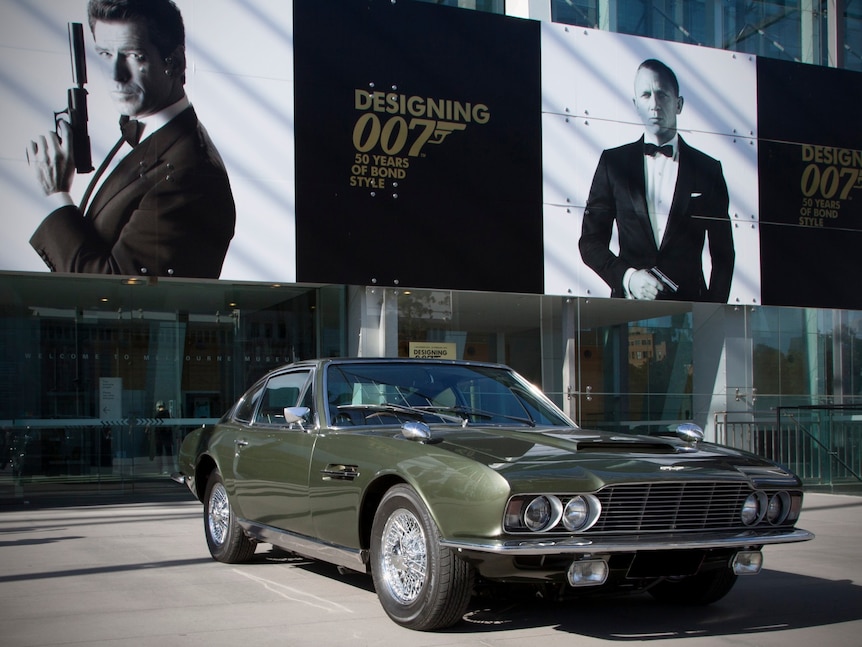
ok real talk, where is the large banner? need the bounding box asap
[293,1,543,293]
[757,57,862,309]
[541,25,759,305]
[1,0,295,281]
[2,1,861,309]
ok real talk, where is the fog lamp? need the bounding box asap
[732,550,763,575]
[567,558,608,587]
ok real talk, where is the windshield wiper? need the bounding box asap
[337,403,535,427]
[421,405,536,427]
[340,403,466,425]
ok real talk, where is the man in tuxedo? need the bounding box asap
[579,58,735,302]
[26,0,235,278]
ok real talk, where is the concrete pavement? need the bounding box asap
[0,486,860,647]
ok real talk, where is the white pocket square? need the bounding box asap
[690,192,702,198]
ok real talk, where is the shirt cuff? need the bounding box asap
[45,192,75,210]
[623,268,637,299]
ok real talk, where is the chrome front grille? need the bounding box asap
[590,482,749,533]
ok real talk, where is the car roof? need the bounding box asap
[274,357,513,371]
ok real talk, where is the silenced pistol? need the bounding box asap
[55,22,93,173]
[648,266,679,293]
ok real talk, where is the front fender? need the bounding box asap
[377,451,513,541]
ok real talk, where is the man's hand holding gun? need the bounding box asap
[628,266,679,300]
[26,22,93,197]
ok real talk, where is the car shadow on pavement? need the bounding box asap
[455,568,862,639]
[251,546,862,639]
[253,546,377,593]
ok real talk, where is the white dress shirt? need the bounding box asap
[644,134,679,246]
[624,133,680,297]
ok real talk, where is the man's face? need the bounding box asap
[633,67,683,143]
[93,20,179,118]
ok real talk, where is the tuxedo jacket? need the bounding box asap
[30,107,235,278]
[579,136,735,302]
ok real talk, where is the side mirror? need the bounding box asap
[676,422,704,445]
[284,406,311,430]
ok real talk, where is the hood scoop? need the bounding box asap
[576,423,705,455]
[575,438,680,454]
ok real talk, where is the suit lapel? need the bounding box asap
[85,108,195,221]
[86,147,151,219]
[661,136,692,251]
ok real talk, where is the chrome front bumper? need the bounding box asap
[441,527,815,556]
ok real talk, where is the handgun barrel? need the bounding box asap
[68,22,87,86]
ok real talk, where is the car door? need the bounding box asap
[231,368,317,536]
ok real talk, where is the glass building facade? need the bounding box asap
[2,0,860,499]
[3,273,861,497]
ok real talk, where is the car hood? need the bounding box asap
[428,425,799,488]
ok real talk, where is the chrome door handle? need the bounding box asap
[235,439,249,447]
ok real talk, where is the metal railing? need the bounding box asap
[716,407,862,488]
[0,418,215,493]
[4,410,860,494]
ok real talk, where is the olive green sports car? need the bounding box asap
[176,358,813,631]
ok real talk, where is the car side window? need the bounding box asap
[300,382,314,412]
[254,370,312,426]
[233,383,265,423]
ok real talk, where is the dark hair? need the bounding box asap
[87,0,185,58]
[637,59,680,97]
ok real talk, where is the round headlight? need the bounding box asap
[741,491,767,526]
[563,496,588,530]
[520,496,564,532]
[767,491,790,524]
[524,496,553,531]
[562,495,601,532]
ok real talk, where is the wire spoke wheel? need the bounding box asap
[207,481,230,546]
[203,470,256,563]
[380,508,428,604]
[371,484,474,630]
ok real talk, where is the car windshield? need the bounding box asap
[324,362,573,428]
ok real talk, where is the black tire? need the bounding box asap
[203,470,256,563]
[370,484,474,631]
[648,567,738,605]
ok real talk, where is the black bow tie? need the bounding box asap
[644,143,673,158]
[120,116,143,147]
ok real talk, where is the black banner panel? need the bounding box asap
[758,57,862,309]
[293,0,543,292]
